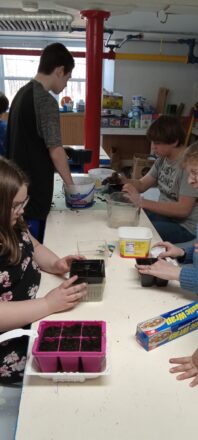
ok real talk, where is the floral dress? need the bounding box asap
[0,231,41,384]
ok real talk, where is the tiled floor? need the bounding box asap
[0,384,22,440]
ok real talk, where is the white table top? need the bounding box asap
[15,208,198,440]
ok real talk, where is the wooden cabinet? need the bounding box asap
[3,111,85,146]
[60,113,84,146]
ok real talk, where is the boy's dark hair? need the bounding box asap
[0,92,9,115]
[147,115,185,147]
[38,43,75,75]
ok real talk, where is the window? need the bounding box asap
[3,54,39,103]
[59,56,86,107]
[0,48,86,108]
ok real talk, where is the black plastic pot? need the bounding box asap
[65,147,92,164]
[155,277,169,287]
[70,259,105,284]
[136,257,168,287]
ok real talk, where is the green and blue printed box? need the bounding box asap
[136,301,198,351]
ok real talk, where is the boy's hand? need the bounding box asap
[122,183,142,207]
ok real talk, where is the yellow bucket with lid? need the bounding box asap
[118,227,153,258]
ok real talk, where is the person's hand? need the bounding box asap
[136,259,181,281]
[53,255,85,275]
[151,241,185,259]
[120,175,131,185]
[122,183,142,207]
[45,275,87,313]
[169,348,198,387]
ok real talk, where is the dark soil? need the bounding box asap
[59,338,80,351]
[81,337,101,352]
[42,326,61,338]
[61,324,82,337]
[82,325,102,338]
[38,338,59,352]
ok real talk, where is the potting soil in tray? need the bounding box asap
[32,320,106,373]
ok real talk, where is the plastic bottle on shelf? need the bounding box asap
[133,107,141,128]
[76,99,85,112]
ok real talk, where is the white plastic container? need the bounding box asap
[88,168,114,191]
[118,226,153,258]
[83,279,106,302]
[77,240,108,263]
[107,192,140,228]
[64,174,95,209]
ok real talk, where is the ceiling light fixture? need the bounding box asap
[22,1,39,13]
[157,9,168,24]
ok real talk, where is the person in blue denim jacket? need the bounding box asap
[0,92,9,156]
[136,142,198,387]
[136,142,198,294]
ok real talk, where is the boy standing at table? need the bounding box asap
[6,43,74,243]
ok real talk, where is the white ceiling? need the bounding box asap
[0,1,198,42]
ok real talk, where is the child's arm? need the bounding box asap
[0,277,87,332]
[140,195,196,218]
[123,174,156,194]
[30,233,82,275]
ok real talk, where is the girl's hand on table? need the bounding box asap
[53,255,85,275]
[136,259,181,281]
[169,348,198,387]
[45,275,87,312]
[151,241,185,259]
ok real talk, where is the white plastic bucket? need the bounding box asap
[88,168,114,190]
[64,175,95,209]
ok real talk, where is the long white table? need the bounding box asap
[15,207,198,440]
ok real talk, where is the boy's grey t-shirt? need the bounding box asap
[148,156,198,235]
[7,79,62,219]
[33,79,62,147]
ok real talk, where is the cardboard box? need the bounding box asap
[136,301,198,351]
[101,117,109,127]
[102,94,123,110]
[132,154,155,179]
[109,118,121,127]
[156,87,169,114]
[121,118,130,128]
[140,114,152,129]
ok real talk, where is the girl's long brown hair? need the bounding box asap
[0,157,29,264]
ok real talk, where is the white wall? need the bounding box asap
[113,41,198,115]
[103,58,115,92]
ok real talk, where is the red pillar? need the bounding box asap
[81,10,110,172]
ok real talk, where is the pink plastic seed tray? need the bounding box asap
[32,320,106,373]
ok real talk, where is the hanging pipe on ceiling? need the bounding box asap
[0,35,197,64]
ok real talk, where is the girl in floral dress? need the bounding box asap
[0,157,87,384]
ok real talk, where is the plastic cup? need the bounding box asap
[77,240,108,263]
